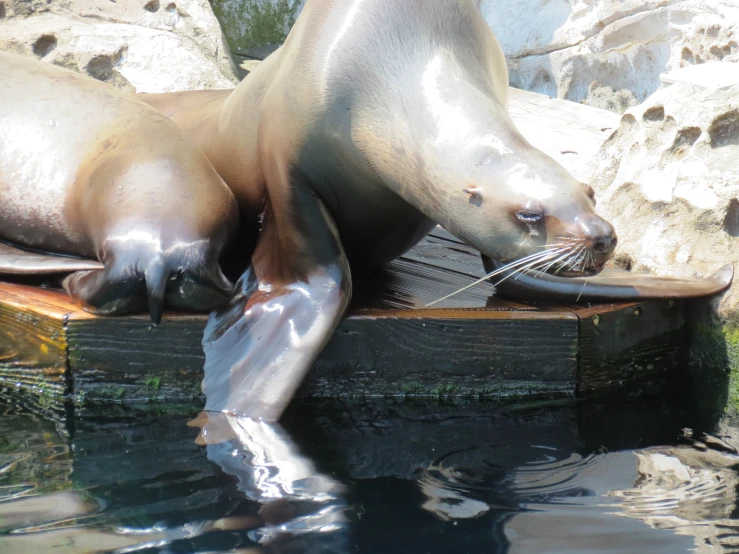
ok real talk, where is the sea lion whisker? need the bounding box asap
[513,249,570,280]
[539,242,571,249]
[572,248,587,272]
[518,246,576,279]
[556,236,587,243]
[546,247,581,276]
[561,247,583,273]
[519,248,579,281]
[530,245,575,270]
[497,246,574,286]
[426,247,566,306]
[534,247,579,277]
[556,246,586,275]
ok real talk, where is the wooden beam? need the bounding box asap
[0,230,684,408]
[0,284,75,404]
[573,299,686,393]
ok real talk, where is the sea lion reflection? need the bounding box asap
[189,412,349,546]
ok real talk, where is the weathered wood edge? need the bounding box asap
[0,282,686,407]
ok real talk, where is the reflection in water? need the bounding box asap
[611,438,739,553]
[191,412,350,550]
[1,397,739,552]
[418,444,608,521]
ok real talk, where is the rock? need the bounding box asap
[662,61,739,90]
[209,0,737,112]
[480,0,739,111]
[0,0,238,93]
[587,81,739,319]
[211,0,303,58]
[584,81,640,114]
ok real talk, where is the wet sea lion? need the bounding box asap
[0,51,239,322]
[140,0,731,421]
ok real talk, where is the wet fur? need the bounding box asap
[0,51,239,321]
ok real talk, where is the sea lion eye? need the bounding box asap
[516,210,543,224]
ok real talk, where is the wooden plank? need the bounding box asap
[65,306,579,403]
[508,87,620,182]
[0,283,77,404]
[574,299,686,393]
[305,311,578,399]
[63,231,552,403]
[0,228,685,406]
[66,314,207,404]
[423,228,688,395]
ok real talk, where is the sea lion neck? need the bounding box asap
[137,88,233,172]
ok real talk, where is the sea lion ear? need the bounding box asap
[463,185,483,206]
[584,184,597,206]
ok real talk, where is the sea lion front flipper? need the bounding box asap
[482,255,733,302]
[202,193,352,422]
[0,242,103,275]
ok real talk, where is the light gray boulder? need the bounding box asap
[481,0,739,112]
[0,0,238,92]
[588,80,739,318]
[206,0,738,113]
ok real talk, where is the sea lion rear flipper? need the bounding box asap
[0,242,103,275]
[482,255,733,302]
[202,192,351,422]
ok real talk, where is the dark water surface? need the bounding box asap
[2,391,739,554]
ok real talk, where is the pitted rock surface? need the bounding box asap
[0,0,238,92]
[588,81,739,318]
[228,0,738,113]
[481,0,739,112]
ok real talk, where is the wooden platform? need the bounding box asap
[0,229,685,409]
[0,91,662,409]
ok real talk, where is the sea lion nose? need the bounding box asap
[593,236,616,254]
[591,220,617,256]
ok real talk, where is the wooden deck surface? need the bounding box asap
[0,229,685,408]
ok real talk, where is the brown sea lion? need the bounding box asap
[140,0,731,421]
[0,51,238,322]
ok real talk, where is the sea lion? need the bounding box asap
[0,51,239,322]
[140,0,731,421]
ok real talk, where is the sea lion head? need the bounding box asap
[351,41,618,279]
[442,132,617,278]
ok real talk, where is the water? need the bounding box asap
[2,393,739,554]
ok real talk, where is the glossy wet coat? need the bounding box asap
[139,0,627,421]
[0,52,238,321]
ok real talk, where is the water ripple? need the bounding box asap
[609,445,739,550]
[416,441,610,520]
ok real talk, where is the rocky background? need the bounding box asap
[211,0,738,113]
[0,0,238,92]
[486,0,739,113]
